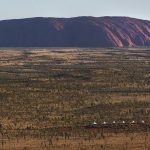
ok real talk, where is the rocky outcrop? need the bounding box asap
[0,16,149,47]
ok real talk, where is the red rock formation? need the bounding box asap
[0,16,149,47]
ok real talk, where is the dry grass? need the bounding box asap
[0,47,150,149]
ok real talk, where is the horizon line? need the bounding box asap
[0,15,149,22]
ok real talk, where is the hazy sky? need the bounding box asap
[0,0,149,20]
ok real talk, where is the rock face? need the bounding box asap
[0,16,149,47]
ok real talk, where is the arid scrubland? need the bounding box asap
[0,48,150,150]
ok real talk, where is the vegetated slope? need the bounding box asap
[0,16,149,47]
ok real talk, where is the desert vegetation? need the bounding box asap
[0,47,150,149]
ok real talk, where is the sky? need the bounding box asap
[0,0,149,20]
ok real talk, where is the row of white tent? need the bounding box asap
[92,120,145,125]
